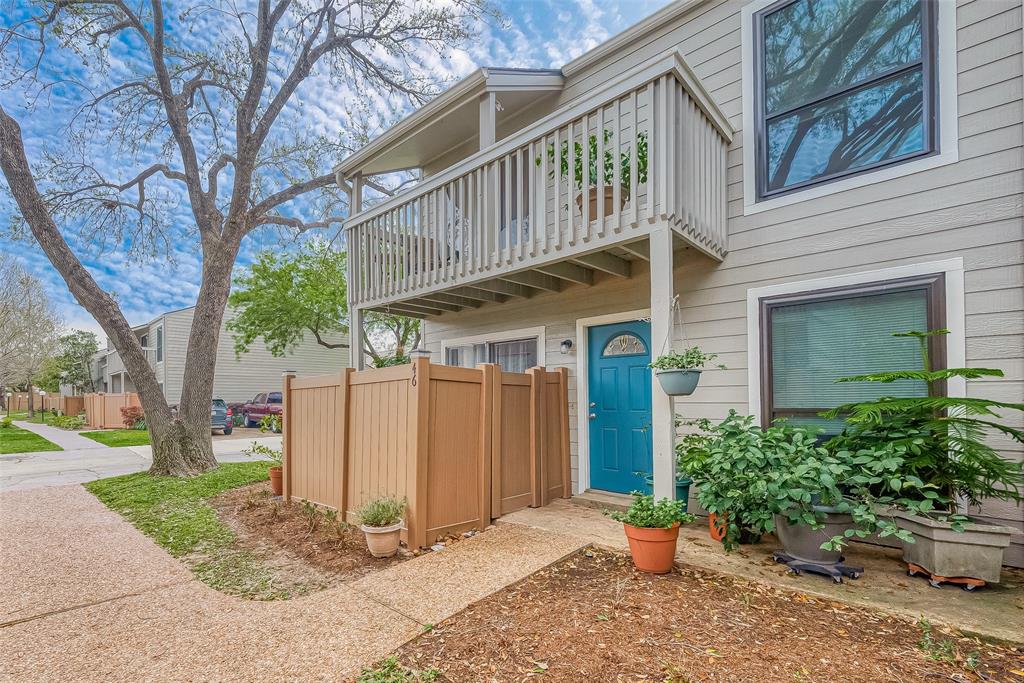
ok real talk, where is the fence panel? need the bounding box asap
[285,372,347,511]
[282,361,570,549]
[347,366,415,522]
[494,373,533,514]
[82,393,140,428]
[425,366,485,541]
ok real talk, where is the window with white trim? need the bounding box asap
[753,0,937,200]
[759,273,945,436]
[445,337,538,373]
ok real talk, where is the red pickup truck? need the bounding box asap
[242,391,283,429]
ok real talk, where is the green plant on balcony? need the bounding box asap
[536,129,648,198]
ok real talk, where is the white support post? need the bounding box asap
[350,306,366,370]
[351,174,363,215]
[479,92,497,150]
[649,224,676,500]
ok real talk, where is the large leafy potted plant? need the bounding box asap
[605,492,694,573]
[679,411,927,561]
[825,329,1024,583]
[649,346,721,396]
[538,129,648,217]
[355,496,406,558]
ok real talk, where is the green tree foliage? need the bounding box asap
[35,330,99,393]
[228,242,419,366]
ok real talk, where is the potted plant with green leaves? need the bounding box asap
[244,441,284,495]
[538,129,648,218]
[605,492,694,574]
[355,496,407,558]
[649,346,721,397]
[825,329,1024,584]
[679,411,927,562]
[244,414,285,495]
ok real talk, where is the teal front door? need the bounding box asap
[587,321,653,494]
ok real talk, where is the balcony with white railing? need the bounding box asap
[344,50,733,317]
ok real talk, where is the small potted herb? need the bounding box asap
[649,346,721,396]
[605,492,694,573]
[355,496,406,558]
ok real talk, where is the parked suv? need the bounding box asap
[211,398,233,435]
[242,391,283,429]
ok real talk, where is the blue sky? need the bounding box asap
[1,0,665,344]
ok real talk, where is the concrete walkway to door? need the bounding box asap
[0,485,584,681]
[12,419,109,451]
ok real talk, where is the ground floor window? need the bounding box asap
[759,273,945,436]
[445,337,538,374]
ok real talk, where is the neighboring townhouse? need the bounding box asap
[93,305,348,404]
[335,0,1024,565]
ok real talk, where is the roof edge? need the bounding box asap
[562,0,712,78]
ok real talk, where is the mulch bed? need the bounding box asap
[396,548,1024,683]
[213,483,410,585]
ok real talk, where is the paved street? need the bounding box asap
[0,432,282,491]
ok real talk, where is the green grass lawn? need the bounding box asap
[80,429,151,447]
[84,462,282,598]
[0,423,62,454]
[8,411,46,424]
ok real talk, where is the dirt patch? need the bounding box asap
[395,548,1024,683]
[211,483,410,595]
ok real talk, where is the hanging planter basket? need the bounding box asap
[655,368,702,396]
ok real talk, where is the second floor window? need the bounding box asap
[156,327,163,362]
[754,0,937,199]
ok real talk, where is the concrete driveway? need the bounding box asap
[0,435,282,492]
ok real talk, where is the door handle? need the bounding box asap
[588,413,596,419]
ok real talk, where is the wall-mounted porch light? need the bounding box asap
[560,339,573,355]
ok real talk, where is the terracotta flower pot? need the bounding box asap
[708,513,726,542]
[623,522,680,574]
[575,185,628,217]
[268,466,283,496]
[361,522,403,558]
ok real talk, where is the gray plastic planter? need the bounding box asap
[654,369,701,396]
[773,508,853,564]
[893,511,1014,583]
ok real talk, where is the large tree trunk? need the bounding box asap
[0,105,217,476]
[166,236,241,474]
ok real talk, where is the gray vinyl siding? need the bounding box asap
[101,307,348,406]
[422,0,1024,565]
[160,308,349,405]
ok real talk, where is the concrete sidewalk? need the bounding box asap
[12,419,107,451]
[0,436,282,492]
[0,485,583,681]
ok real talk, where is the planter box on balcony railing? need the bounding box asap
[281,358,571,548]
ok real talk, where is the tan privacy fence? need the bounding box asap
[41,395,85,416]
[282,358,571,548]
[83,393,140,429]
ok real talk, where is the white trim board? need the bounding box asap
[745,258,967,425]
[740,0,959,215]
[439,326,547,368]
[574,308,652,496]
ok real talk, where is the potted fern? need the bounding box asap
[605,492,694,573]
[649,346,721,396]
[538,129,648,217]
[356,496,406,558]
[825,330,1024,584]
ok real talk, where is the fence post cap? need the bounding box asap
[282,370,297,376]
